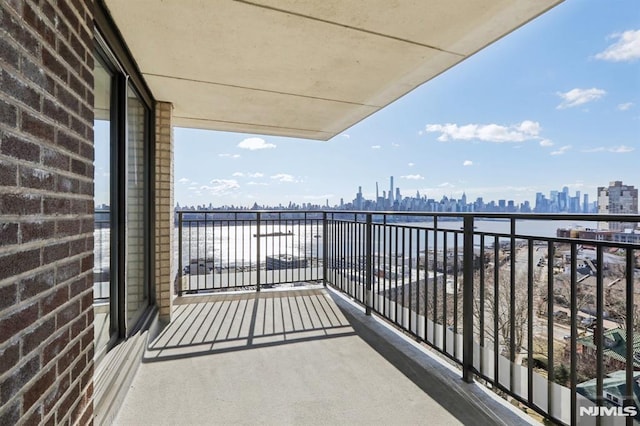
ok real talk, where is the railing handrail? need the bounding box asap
[174,209,640,223]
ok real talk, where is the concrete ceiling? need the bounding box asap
[103,0,563,141]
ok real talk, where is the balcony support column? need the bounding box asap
[462,215,475,383]
[154,101,175,319]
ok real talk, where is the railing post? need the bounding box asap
[177,211,183,296]
[256,212,261,292]
[322,211,328,287]
[462,215,474,383]
[365,213,372,316]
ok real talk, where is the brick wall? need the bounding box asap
[154,102,174,319]
[0,0,95,424]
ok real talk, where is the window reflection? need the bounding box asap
[93,57,113,357]
[126,84,148,328]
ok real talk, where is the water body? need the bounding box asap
[169,219,596,269]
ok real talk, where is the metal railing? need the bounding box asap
[176,210,639,425]
[177,211,324,293]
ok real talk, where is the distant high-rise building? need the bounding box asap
[597,181,638,230]
[583,194,589,213]
[389,176,394,204]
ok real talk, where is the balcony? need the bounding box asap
[109,211,639,425]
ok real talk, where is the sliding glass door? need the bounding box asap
[93,40,152,361]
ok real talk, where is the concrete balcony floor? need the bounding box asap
[114,287,532,425]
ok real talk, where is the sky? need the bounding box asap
[174,0,640,209]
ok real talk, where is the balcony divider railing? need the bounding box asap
[175,210,639,425]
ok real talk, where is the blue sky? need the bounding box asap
[174,0,639,208]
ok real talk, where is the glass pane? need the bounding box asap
[126,84,148,328]
[93,58,112,356]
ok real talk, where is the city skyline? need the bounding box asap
[173,0,639,209]
[171,177,630,213]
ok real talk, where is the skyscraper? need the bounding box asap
[597,181,638,230]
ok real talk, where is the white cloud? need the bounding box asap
[371,145,381,149]
[178,177,190,184]
[438,182,454,188]
[249,172,264,178]
[424,120,541,143]
[610,145,635,153]
[401,174,424,180]
[539,139,554,147]
[237,137,276,150]
[595,30,640,62]
[463,160,473,166]
[270,173,298,183]
[341,134,350,139]
[618,102,634,111]
[247,181,268,186]
[408,162,415,167]
[583,145,634,153]
[200,179,240,195]
[219,153,240,158]
[550,145,572,156]
[556,88,606,109]
[392,142,400,148]
[232,172,244,177]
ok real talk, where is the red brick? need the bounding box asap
[0,401,20,426]
[0,301,39,344]
[1,134,41,162]
[70,353,87,383]
[22,406,43,426]
[0,193,42,215]
[0,355,40,406]
[0,249,41,282]
[0,160,17,186]
[43,198,71,215]
[0,340,20,376]
[70,313,86,336]
[56,260,80,284]
[0,97,18,126]
[18,269,55,300]
[22,316,55,356]
[56,340,80,375]
[55,130,80,153]
[22,110,55,142]
[70,158,86,176]
[79,180,93,196]
[43,242,70,264]
[56,83,79,114]
[42,148,70,171]
[43,329,70,365]
[80,290,92,311]
[22,56,50,90]
[22,220,56,243]
[58,382,80,420]
[70,199,91,215]
[20,166,56,191]
[23,366,56,411]
[68,237,87,257]
[43,97,70,124]
[42,48,67,81]
[0,33,20,71]
[56,175,79,193]
[2,69,41,112]
[55,300,80,328]
[41,285,68,316]
[44,371,70,414]
[0,222,19,246]
[56,219,80,237]
[57,0,80,34]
